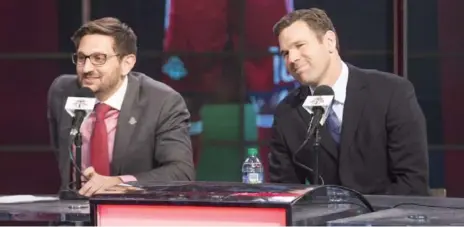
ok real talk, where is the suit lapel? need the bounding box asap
[59,80,80,139]
[296,86,313,126]
[296,106,312,126]
[57,78,80,187]
[340,65,368,154]
[319,125,339,158]
[111,74,142,173]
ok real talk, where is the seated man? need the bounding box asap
[47,17,195,197]
[269,8,429,195]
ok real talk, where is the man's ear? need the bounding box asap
[324,31,337,53]
[121,54,136,75]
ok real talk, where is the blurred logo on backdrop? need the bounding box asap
[162,56,188,80]
[249,46,299,128]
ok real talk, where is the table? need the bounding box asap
[0,196,89,225]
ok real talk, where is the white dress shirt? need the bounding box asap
[310,61,349,124]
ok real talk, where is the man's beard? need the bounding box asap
[80,71,123,100]
[98,74,122,98]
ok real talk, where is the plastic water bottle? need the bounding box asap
[242,148,264,184]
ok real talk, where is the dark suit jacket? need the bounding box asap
[47,72,195,190]
[269,63,429,196]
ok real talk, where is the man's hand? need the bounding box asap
[79,167,122,197]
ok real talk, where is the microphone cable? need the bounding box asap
[67,134,90,191]
[290,120,374,213]
[291,114,325,185]
[311,185,375,212]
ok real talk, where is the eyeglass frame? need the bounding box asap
[71,52,120,66]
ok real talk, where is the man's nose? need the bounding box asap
[82,58,95,73]
[288,49,301,63]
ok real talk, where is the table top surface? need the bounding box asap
[0,198,88,222]
[328,207,464,225]
[91,181,318,205]
[365,194,464,209]
[1,183,464,224]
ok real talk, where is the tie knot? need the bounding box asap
[94,103,111,121]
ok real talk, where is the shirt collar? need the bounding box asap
[332,61,349,104]
[98,76,128,111]
[309,61,349,104]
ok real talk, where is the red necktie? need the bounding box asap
[90,103,111,176]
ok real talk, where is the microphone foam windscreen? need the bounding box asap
[313,85,334,96]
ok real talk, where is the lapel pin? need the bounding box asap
[129,117,137,125]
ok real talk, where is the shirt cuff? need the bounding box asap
[119,175,137,183]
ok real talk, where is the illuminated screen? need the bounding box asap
[96,204,287,226]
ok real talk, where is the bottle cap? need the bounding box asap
[247,148,258,157]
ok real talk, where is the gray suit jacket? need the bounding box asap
[47,72,195,190]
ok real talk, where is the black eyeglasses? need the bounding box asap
[72,53,119,66]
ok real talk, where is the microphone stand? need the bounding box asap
[59,131,87,200]
[313,127,322,185]
[74,132,83,192]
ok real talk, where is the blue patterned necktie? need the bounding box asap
[327,108,341,145]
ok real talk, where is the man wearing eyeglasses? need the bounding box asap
[47,17,195,197]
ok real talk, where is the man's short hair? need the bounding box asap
[273,8,339,50]
[71,17,137,56]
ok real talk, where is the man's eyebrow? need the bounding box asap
[279,49,288,56]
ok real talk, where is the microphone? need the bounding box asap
[292,85,334,186]
[60,87,96,201]
[302,85,335,138]
[64,87,96,136]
